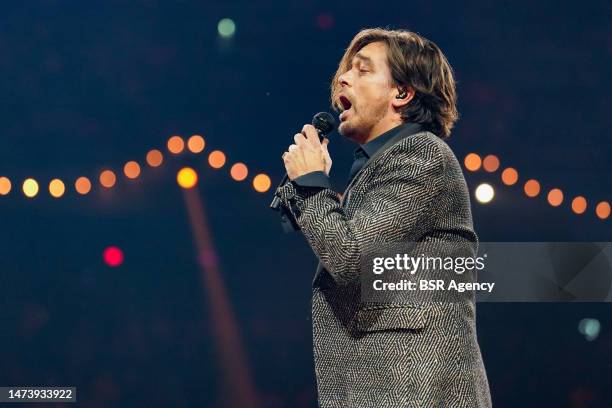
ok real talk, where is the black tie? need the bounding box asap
[348,148,368,184]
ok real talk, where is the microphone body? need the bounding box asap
[269,112,336,211]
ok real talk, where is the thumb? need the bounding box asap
[322,138,329,149]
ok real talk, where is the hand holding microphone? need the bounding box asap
[270,112,337,211]
[282,124,332,180]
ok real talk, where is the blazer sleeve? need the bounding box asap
[274,136,446,286]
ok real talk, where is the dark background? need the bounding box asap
[0,1,610,407]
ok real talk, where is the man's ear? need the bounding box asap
[391,87,415,108]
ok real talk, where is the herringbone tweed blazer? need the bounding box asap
[276,128,492,407]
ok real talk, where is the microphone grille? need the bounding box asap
[312,112,337,136]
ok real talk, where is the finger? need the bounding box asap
[322,139,331,157]
[302,124,321,146]
[294,133,307,146]
[288,144,298,152]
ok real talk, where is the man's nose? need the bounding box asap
[338,71,350,87]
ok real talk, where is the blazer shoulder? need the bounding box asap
[386,131,447,166]
[395,131,462,169]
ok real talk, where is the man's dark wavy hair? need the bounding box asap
[331,28,459,139]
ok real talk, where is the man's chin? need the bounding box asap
[340,121,367,143]
[338,121,358,140]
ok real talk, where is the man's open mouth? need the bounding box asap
[339,95,352,112]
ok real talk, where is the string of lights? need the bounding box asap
[3,141,609,223]
[463,153,611,221]
[0,134,273,199]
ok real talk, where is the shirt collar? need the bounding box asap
[356,122,423,159]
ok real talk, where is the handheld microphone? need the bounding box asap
[269,112,337,211]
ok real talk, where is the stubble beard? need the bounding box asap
[339,101,387,143]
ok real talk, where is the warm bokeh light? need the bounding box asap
[75,177,92,195]
[187,135,206,153]
[524,179,540,198]
[146,149,164,167]
[22,178,39,198]
[464,153,482,172]
[501,167,519,186]
[123,161,141,179]
[482,155,500,172]
[167,135,185,154]
[208,150,227,169]
[49,179,65,198]
[571,196,587,215]
[177,167,198,189]
[103,246,124,267]
[252,173,271,193]
[0,177,11,195]
[547,188,563,207]
[230,163,249,181]
[99,170,117,188]
[595,201,611,220]
[475,183,495,204]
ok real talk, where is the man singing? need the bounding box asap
[276,28,492,407]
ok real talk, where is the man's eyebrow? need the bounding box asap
[353,53,373,65]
